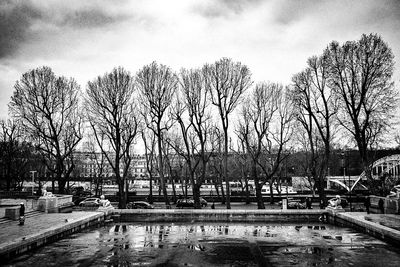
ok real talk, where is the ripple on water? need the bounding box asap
[4,223,400,267]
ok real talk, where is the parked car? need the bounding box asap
[79,197,100,207]
[127,201,154,209]
[176,198,194,208]
[287,198,306,209]
[176,198,207,208]
[73,196,87,206]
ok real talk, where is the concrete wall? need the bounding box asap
[328,211,400,247]
[113,209,323,223]
[5,206,20,220]
[37,195,73,213]
[370,196,400,214]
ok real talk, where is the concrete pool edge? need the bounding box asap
[0,212,105,261]
[114,209,400,246]
[327,211,400,247]
[113,208,325,223]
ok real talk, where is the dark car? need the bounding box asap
[287,200,306,209]
[73,196,87,206]
[79,197,100,207]
[176,198,194,208]
[283,198,306,209]
[176,198,207,208]
[127,201,154,209]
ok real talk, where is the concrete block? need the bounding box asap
[37,195,73,213]
[37,197,57,213]
[5,206,20,220]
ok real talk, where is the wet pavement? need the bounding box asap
[5,222,400,267]
[0,211,103,257]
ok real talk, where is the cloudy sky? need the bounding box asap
[1,0,399,117]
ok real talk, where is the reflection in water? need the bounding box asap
[5,223,400,267]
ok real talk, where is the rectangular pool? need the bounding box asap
[5,222,400,266]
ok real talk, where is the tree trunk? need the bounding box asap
[193,183,202,209]
[255,182,264,209]
[269,182,275,204]
[148,174,153,204]
[58,179,67,194]
[253,162,264,209]
[117,177,127,209]
[125,178,129,205]
[52,179,55,193]
[157,125,169,206]
[171,177,177,203]
[244,178,250,204]
[223,130,231,209]
[213,181,220,197]
[95,177,100,196]
[220,176,225,204]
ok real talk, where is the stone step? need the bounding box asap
[0,210,43,224]
[0,218,11,224]
[25,211,43,218]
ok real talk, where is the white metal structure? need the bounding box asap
[350,154,400,192]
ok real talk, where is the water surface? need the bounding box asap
[6,222,400,266]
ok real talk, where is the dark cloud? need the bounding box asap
[0,0,130,59]
[0,0,42,58]
[194,0,262,18]
[62,9,117,28]
[365,1,400,25]
[271,0,325,25]
[272,0,400,26]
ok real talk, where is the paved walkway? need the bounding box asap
[0,211,102,254]
[338,212,400,232]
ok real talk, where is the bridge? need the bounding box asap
[328,154,400,192]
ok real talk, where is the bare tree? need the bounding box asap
[0,119,23,190]
[167,68,214,208]
[137,62,177,206]
[85,67,140,208]
[204,58,252,209]
[291,53,337,205]
[9,66,83,193]
[237,82,293,207]
[326,33,398,193]
[162,139,178,202]
[85,135,107,197]
[208,127,225,201]
[142,129,157,203]
[0,120,37,192]
[229,138,252,204]
[291,126,323,196]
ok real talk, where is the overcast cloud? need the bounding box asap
[1,0,399,116]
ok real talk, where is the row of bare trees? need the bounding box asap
[291,33,398,202]
[5,33,398,208]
